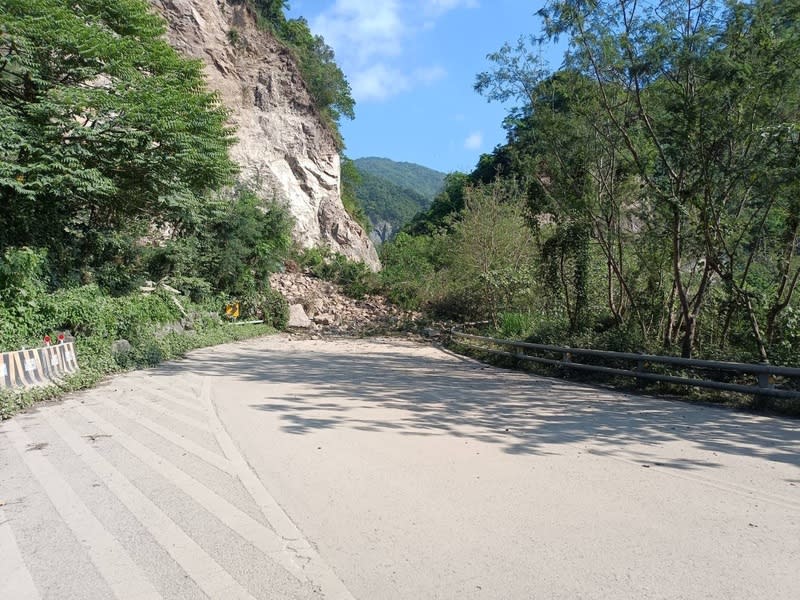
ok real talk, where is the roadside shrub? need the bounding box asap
[169,276,215,304]
[322,255,377,298]
[112,292,182,342]
[498,311,535,339]
[379,232,443,310]
[526,319,572,346]
[39,285,109,338]
[294,246,328,272]
[0,247,49,343]
[260,288,290,329]
[0,247,48,301]
[295,247,379,299]
[145,190,292,300]
[238,288,289,329]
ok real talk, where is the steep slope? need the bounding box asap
[354,157,446,201]
[150,0,379,270]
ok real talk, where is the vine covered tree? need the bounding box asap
[470,0,800,359]
[380,0,800,366]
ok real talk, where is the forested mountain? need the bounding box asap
[354,158,446,202]
[350,158,446,243]
[355,171,430,243]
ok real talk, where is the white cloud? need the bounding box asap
[422,0,479,18]
[351,64,410,102]
[308,0,469,103]
[312,1,404,68]
[351,64,447,102]
[464,131,483,150]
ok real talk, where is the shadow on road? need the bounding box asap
[154,339,800,471]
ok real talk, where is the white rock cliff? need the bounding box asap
[150,0,380,270]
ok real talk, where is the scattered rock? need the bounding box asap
[111,339,132,356]
[304,296,325,317]
[288,304,313,328]
[155,322,185,339]
[315,313,340,326]
[270,271,421,336]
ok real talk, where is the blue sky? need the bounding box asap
[287,1,565,174]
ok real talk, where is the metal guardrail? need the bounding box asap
[450,329,800,400]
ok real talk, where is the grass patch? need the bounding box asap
[0,287,277,419]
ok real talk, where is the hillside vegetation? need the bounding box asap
[379,0,800,368]
[0,0,359,414]
[354,157,446,201]
[350,158,445,242]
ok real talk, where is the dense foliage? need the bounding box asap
[354,158,446,201]
[350,157,445,242]
[294,246,379,299]
[0,0,238,283]
[381,178,534,320]
[381,0,800,365]
[0,0,294,297]
[0,0,297,413]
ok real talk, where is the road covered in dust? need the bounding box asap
[2,335,799,599]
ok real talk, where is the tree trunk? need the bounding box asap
[680,316,695,359]
[744,295,769,363]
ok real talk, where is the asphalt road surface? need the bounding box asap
[1,335,799,599]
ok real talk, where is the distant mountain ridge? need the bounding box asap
[353,157,446,243]
[355,158,446,200]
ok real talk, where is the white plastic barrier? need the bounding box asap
[0,342,79,389]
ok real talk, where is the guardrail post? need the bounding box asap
[754,365,774,411]
[757,372,772,390]
[636,355,645,388]
[559,351,573,378]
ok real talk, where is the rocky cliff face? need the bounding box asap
[150,0,380,270]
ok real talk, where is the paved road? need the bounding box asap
[1,335,799,599]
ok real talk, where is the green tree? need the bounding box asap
[340,156,370,232]
[279,17,355,135]
[444,179,536,324]
[251,0,288,25]
[0,0,237,282]
[474,0,800,360]
[379,232,445,309]
[405,172,470,235]
[145,187,292,303]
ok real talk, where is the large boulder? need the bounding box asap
[287,304,313,328]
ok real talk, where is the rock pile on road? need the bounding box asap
[269,271,419,336]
